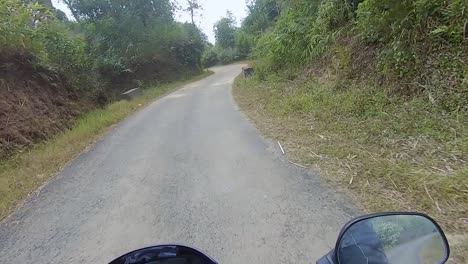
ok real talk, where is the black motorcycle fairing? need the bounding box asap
[109,245,218,264]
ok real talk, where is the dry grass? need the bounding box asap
[0,70,213,221]
[233,73,467,263]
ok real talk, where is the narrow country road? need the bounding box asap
[386,233,442,264]
[0,64,355,263]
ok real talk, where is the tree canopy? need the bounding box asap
[213,11,236,49]
[2,0,209,99]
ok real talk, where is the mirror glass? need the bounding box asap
[109,245,216,264]
[337,214,448,264]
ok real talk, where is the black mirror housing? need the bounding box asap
[333,212,450,264]
[316,249,337,264]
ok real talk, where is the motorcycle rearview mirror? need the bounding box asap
[109,244,218,264]
[317,212,450,264]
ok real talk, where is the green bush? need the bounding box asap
[0,0,94,89]
[357,0,466,45]
[246,0,467,111]
[235,31,254,58]
[356,0,467,77]
[42,22,91,73]
[201,47,218,67]
[254,0,353,68]
[216,47,240,64]
[304,0,352,59]
[0,0,46,53]
[1,0,210,97]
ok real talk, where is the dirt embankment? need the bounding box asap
[0,52,86,158]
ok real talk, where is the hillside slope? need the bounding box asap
[0,53,86,158]
[233,0,467,262]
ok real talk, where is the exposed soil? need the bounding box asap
[0,52,86,158]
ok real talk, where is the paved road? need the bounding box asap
[386,233,443,264]
[0,64,355,263]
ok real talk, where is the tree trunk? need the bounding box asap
[191,9,195,25]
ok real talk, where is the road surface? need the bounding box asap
[386,233,445,264]
[0,64,355,263]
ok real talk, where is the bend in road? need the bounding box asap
[0,64,356,263]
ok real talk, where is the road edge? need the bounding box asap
[0,71,214,222]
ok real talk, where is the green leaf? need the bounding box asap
[430,26,449,35]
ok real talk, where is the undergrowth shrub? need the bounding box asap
[1,0,209,98]
[357,0,466,45]
[356,0,467,81]
[42,23,93,85]
[254,0,354,67]
[0,0,45,53]
[217,47,240,64]
[0,0,94,90]
[250,0,467,112]
[201,47,218,67]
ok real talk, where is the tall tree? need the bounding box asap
[242,0,282,34]
[184,0,202,25]
[213,11,237,49]
[61,0,174,23]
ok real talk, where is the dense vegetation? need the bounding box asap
[1,0,208,101]
[233,0,467,261]
[0,0,214,219]
[243,0,467,109]
[201,11,254,66]
[0,0,211,158]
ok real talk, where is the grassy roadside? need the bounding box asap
[0,70,213,221]
[233,72,467,263]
